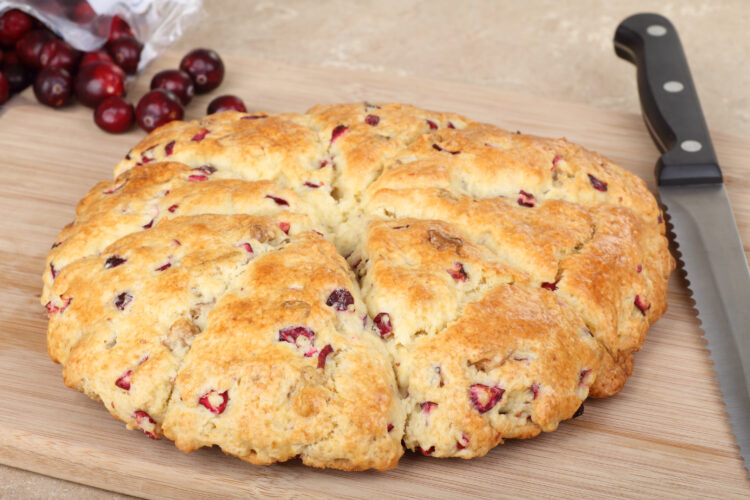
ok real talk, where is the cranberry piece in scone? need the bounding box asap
[469,384,504,413]
[199,390,229,414]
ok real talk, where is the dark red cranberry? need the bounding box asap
[3,63,32,92]
[106,36,142,75]
[71,1,97,24]
[142,219,154,229]
[447,262,468,282]
[39,39,80,72]
[191,128,209,141]
[150,69,194,105]
[0,49,4,66]
[49,262,57,279]
[104,255,127,268]
[115,370,132,390]
[3,49,19,65]
[0,9,34,46]
[572,403,584,418]
[80,50,112,67]
[75,61,126,108]
[541,281,558,291]
[387,423,394,432]
[108,15,134,41]
[165,140,175,156]
[94,96,134,133]
[578,369,592,386]
[456,434,470,450]
[420,401,438,414]
[517,190,536,208]
[331,124,348,143]
[265,194,288,206]
[373,312,393,337]
[37,0,67,17]
[207,94,246,114]
[179,48,224,93]
[469,384,504,413]
[426,119,438,130]
[155,262,171,271]
[326,288,354,311]
[0,73,8,106]
[168,204,178,213]
[114,292,133,310]
[199,390,229,414]
[432,143,460,155]
[304,182,321,188]
[317,344,333,369]
[447,122,456,129]
[15,29,55,69]
[278,326,316,357]
[34,67,73,108]
[634,295,651,315]
[588,174,608,192]
[365,114,380,126]
[135,89,183,132]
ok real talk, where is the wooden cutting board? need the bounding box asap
[1,52,748,499]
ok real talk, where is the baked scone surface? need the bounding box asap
[42,103,674,470]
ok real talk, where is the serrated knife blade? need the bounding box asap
[615,13,750,475]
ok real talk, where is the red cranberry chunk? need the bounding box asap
[150,69,194,105]
[420,401,438,414]
[278,326,316,357]
[155,262,171,272]
[114,292,133,310]
[469,384,504,413]
[199,390,229,414]
[426,119,438,130]
[142,219,154,229]
[573,403,585,418]
[165,140,175,156]
[95,96,134,134]
[447,121,456,129]
[34,67,73,108]
[115,370,132,390]
[387,423,394,432]
[417,446,435,456]
[207,94,247,114]
[239,242,253,253]
[634,295,651,315]
[531,383,540,400]
[278,221,290,234]
[578,368,592,386]
[326,288,354,311]
[265,194,289,206]
[331,124,348,143]
[373,312,393,338]
[588,174,608,192]
[105,255,127,268]
[134,410,159,439]
[191,128,210,142]
[447,262,468,282]
[180,48,224,93]
[49,262,57,279]
[517,190,536,208]
[0,9,33,46]
[317,344,334,369]
[188,174,207,183]
[456,433,470,450]
[365,114,380,126]
[304,182,321,188]
[636,264,643,273]
[106,36,142,75]
[541,281,558,291]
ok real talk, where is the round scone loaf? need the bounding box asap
[42,103,674,470]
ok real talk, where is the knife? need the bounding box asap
[614,13,750,475]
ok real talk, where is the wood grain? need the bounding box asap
[0,52,748,498]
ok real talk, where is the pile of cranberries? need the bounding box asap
[0,4,247,135]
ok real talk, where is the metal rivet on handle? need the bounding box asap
[663,81,684,93]
[681,140,703,152]
[647,25,668,36]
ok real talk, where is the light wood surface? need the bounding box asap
[0,52,748,499]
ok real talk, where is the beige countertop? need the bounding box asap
[2,1,747,498]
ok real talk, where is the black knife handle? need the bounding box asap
[614,13,722,185]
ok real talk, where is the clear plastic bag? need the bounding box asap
[0,0,203,72]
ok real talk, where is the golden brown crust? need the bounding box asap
[42,103,674,470]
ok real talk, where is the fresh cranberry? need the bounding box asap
[278,326,316,357]
[447,262,468,282]
[364,114,380,126]
[634,295,651,314]
[469,384,504,413]
[108,15,134,41]
[179,48,224,93]
[106,36,142,75]
[420,401,438,414]
[135,89,183,132]
[517,190,536,207]
[317,344,333,369]
[114,292,133,310]
[80,50,112,68]
[134,410,159,439]
[15,29,55,69]
[0,9,33,46]
[34,67,73,108]
[199,390,229,414]
[207,94,246,114]
[373,312,393,337]
[94,96,134,133]
[3,49,19,65]
[104,255,127,268]
[0,73,8,106]
[150,69,194,105]
[3,63,32,92]
[75,61,126,108]
[326,288,354,311]
[330,125,348,143]
[115,370,132,390]
[39,39,80,72]
[71,1,97,24]
[588,174,608,192]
